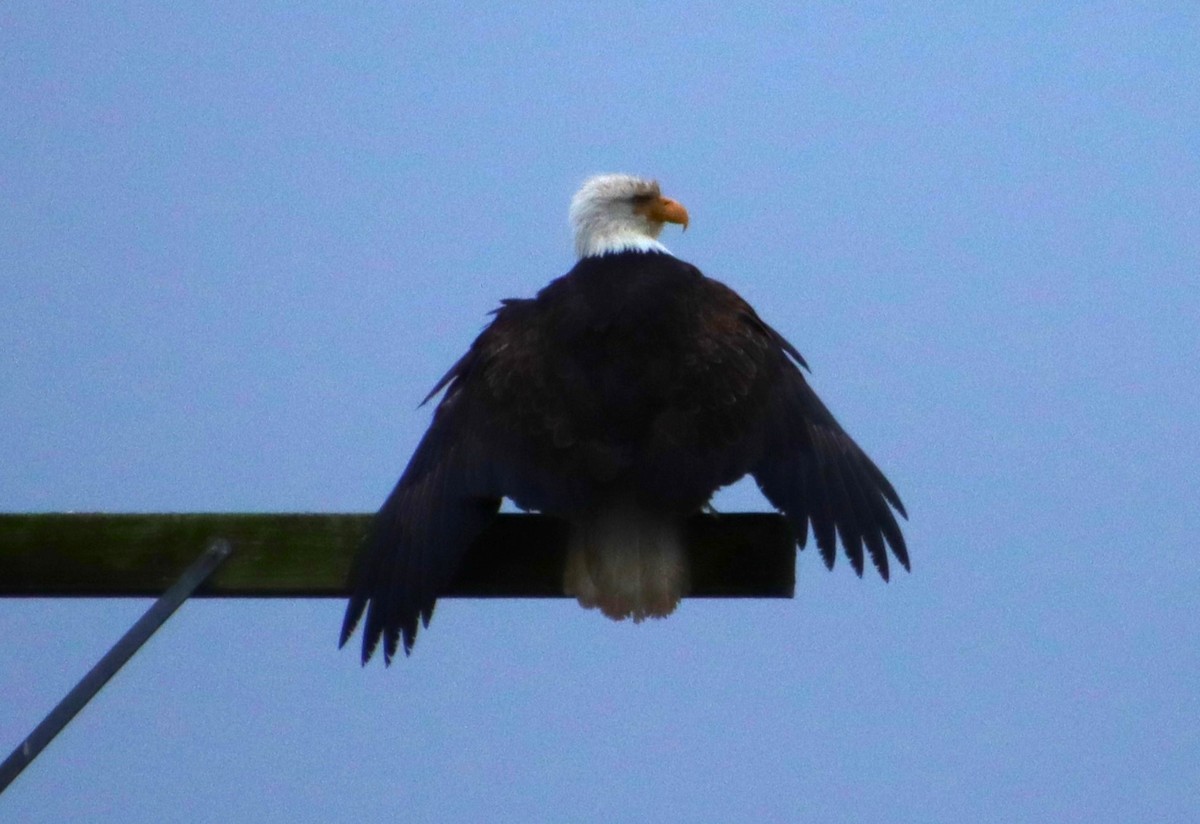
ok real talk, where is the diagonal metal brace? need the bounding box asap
[0,538,234,795]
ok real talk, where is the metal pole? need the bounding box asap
[0,538,234,794]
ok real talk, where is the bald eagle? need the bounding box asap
[341,174,908,663]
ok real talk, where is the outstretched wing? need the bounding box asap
[339,301,562,664]
[750,325,909,580]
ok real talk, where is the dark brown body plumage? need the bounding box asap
[341,250,907,662]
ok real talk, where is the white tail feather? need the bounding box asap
[563,505,689,622]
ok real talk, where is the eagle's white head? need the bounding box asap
[569,174,690,259]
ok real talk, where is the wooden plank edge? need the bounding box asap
[0,512,796,599]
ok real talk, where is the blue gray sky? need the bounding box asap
[2,4,1197,822]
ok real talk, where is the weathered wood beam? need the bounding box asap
[0,513,795,599]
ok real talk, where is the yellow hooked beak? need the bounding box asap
[639,196,690,231]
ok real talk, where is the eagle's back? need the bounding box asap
[472,251,786,516]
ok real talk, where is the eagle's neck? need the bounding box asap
[576,229,670,260]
